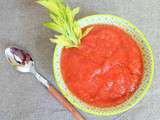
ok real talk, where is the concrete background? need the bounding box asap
[0,0,160,120]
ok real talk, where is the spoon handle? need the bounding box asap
[34,72,85,120]
[48,85,85,120]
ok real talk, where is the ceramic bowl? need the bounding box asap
[53,14,154,116]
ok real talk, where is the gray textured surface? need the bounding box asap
[0,0,159,120]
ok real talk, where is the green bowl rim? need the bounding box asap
[53,14,154,116]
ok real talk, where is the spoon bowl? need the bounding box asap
[5,47,34,73]
[4,46,48,87]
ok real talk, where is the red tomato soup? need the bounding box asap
[60,24,144,107]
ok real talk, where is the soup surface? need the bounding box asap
[61,24,144,107]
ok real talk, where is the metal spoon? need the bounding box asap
[5,46,85,120]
